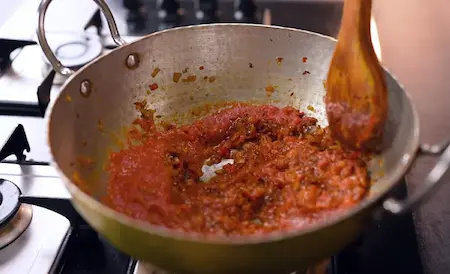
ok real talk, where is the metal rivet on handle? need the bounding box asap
[80,80,92,98]
[125,53,140,70]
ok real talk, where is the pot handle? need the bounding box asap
[36,0,126,76]
[382,141,450,215]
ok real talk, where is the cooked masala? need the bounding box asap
[104,103,371,236]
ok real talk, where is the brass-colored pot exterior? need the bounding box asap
[72,191,374,273]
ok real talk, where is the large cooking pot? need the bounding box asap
[38,0,450,273]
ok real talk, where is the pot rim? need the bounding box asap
[47,23,421,245]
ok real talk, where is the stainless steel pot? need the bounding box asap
[38,0,450,273]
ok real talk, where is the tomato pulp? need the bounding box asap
[105,104,370,236]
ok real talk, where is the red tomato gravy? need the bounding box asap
[104,103,370,236]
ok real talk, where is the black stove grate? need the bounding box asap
[0,124,30,163]
[37,69,56,118]
[0,38,36,77]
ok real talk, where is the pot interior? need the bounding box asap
[48,24,419,235]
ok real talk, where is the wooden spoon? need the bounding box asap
[325,0,388,152]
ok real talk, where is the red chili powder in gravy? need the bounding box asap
[105,103,370,236]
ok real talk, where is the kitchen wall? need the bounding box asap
[373,1,450,273]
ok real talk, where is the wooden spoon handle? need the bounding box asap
[339,0,373,40]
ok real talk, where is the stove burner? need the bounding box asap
[0,179,21,225]
[42,33,103,69]
[134,261,168,274]
[52,38,102,69]
[0,178,33,248]
[133,259,332,274]
[306,259,331,274]
[41,33,103,84]
[0,204,32,249]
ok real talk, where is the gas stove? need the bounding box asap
[0,0,424,273]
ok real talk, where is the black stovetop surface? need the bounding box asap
[332,179,423,274]
[52,226,135,274]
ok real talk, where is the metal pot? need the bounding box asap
[38,0,450,273]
